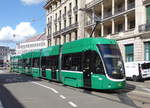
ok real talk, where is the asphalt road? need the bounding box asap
[0,70,150,108]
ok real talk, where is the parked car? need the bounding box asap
[125,61,150,81]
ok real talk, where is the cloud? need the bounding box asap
[0,22,36,42]
[21,0,45,5]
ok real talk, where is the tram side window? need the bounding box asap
[71,53,82,71]
[33,58,40,68]
[46,56,58,69]
[92,51,105,75]
[41,57,46,68]
[26,58,31,67]
[62,52,82,71]
[22,59,26,67]
[18,60,22,66]
[45,56,51,68]
[24,59,29,67]
[29,58,32,67]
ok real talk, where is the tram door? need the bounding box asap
[41,57,46,78]
[51,67,57,80]
[41,67,46,77]
[83,51,92,88]
[51,56,58,80]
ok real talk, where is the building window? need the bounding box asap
[69,17,72,25]
[55,24,57,32]
[55,38,57,45]
[55,13,57,32]
[75,0,78,6]
[144,42,150,61]
[64,20,66,28]
[58,37,60,45]
[125,44,134,62]
[69,3,72,10]
[62,52,82,71]
[56,2,57,8]
[75,14,78,23]
[117,24,123,32]
[69,33,71,42]
[59,10,61,30]
[64,35,66,43]
[75,31,77,40]
[107,27,111,35]
[146,5,150,23]
[64,6,66,15]
[59,22,61,31]
[128,20,135,29]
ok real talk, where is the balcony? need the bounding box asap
[128,2,135,10]
[63,13,66,20]
[85,20,96,27]
[44,0,54,9]
[139,23,150,32]
[53,23,78,37]
[47,34,52,39]
[73,6,78,14]
[143,0,150,5]
[53,31,61,37]
[62,23,78,34]
[86,0,103,9]
[115,6,125,15]
[68,10,72,17]
[46,0,53,3]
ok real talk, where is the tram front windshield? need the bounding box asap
[97,44,125,79]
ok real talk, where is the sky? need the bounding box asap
[0,0,46,49]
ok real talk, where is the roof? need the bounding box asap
[62,37,117,54]
[0,46,9,49]
[24,33,47,43]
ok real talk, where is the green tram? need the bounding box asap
[10,55,20,73]
[11,38,126,90]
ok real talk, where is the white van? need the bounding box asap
[125,61,150,81]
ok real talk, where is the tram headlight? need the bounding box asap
[118,83,122,87]
[108,84,112,88]
[112,71,117,74]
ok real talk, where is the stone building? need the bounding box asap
[16,33,48,55]
[44,0,150,62]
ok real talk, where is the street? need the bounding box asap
[0,70,150,108]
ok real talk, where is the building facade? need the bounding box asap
[45,0,150,62]
[0,46,16,66]
[0,46,9,66]
[16,33,48,55]
[44,0,85,46]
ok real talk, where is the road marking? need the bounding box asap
[31,82,77,107]
[0,100,4,108]
[59,95,66,99]
[31,82,58,94]
[68,101,77,107]
[142,88,150,92]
